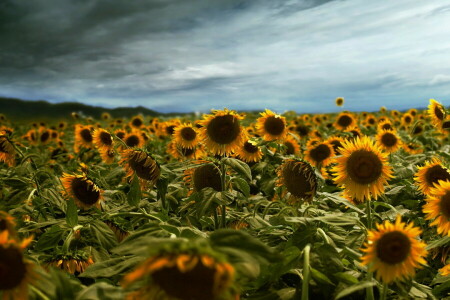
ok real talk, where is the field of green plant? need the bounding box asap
[0,98,449,300]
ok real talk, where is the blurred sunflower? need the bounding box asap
[403,142,423,154]
[173,123,199,149]
[130,115,144,129]
[361,216,427,284]
[74,125,93,152]
[331,136,393,201]
[0,135,15,167]
[401,113,414,127]
[376,129,402,153]
[304,139,335,168]
[92,128,114,153]
[234,140,263,163]
[277,159,317,202]
[423,180,450,236]
[414,158,450,196]
[61,174,103,209]
[256,109,287,141]
[198,109,246,156]
[345,125,362,140]
[114,129,126,140]
[334,112,356,130]
[120,149,160,186]
[0,211,16,236]
[124,131,145,148]
[326,136,345,155]
[45,255,94,275]
[335,97,344,107]
[282,136,300,155]
[294,123,311,138]
[184,162,223,193]
[122,252,235,300]
[167,142,204,161]
[161,120,180,137]
[99,149,116,164]
[364,114,377,127]
[428,99,446,127]
[0,231,37,300]
[38,127,51,144]
[440,264,450,276]
[101,112,111,120]
[23,129,37,145]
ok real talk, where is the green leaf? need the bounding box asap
[334,280,376,299]
[426,236,450,250]
[76,282,124,300]
[333,272,359,285]
[127,174,141,207]
[80,256,143,278]
[311,267,335,286]
[222,157,252,181]
[66,198,78,227]
[232,177,250,197]
[89,220,118,250]
[35,225,67,251]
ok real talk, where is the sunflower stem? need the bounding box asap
[301,244,311,300]
[213,209,219,230]
[365,199,375,300]
[220,159,227,228]
[380,283,388,300]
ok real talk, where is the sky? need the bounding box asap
[1,0,450,113]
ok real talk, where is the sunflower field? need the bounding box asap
[0,98,450,300]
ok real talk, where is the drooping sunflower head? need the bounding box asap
[173,123,199,149]
[361,215,428,284]
[61,174,103,209]
[304,139,335,168]
[277,159,317,202]
[198,109,246,156]
[122,247,235,300]
[428,99,446,127]
[376,129,402,153]
[184,162,223,193]
[0,231,37,300]
[423,180,450,236]
[120,149,161,186]
[44,253,94,275]
[414,158,450,196]
[130,115,144,129]
[334,112,356,130]
[0,135,15,167]
[92,128,114,152]
[331,135,393,201]
[234,140,263,163]
[335,97,344,107]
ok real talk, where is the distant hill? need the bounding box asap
[0,97,163,121]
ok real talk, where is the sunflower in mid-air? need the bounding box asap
[422,180,450,236]
[61,174,103,209]
[360,215,428,284]
[198,109,246,156]
[414,158,450,196]
[376,129,402,153]
[277,159,317,202]
[331,135,393,201]
[173,123,200,149]
[0,231,37,300]
[335,97,344,107]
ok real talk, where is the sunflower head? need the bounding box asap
[361,215,428,284]
[0,211,16,236]
[277,159,317,202]
[184,162,223,193]
[92,128,114,152]
[331,135,393,201]
[234,140,263,163]
[335,97,344,107]
[74,125,93,152]
[198,109,246,156]
[423,180,450,236]
[378,120,394,132]
[167,142,205,161]
[304,139,335,168]
[61,174,103,209]
[282,136,301,155]
[428,99,446,127]
[415,158,450,196]
[0,135,15,167]
[326,136,345,155]
[124,131,145,148]
[130,115,144,129]
[120,149,161,186]
[376,129,402,153]
[334,112,356,130]
[401,113,414,127]
[173,123,199,149]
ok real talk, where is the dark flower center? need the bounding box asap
[296,125,310,137]
[435,105,444,120]
[193,164,222,192]
[281,161,316,200]
[337,115,353,128]
[125,135,140,147]
[0,219,8,231]
[310,144,331,163]
[330,140,343,155]
[0,246,27,290]
[131,118,143,127]
[264,116,285,136]
[440,191,450,219]
[116,131,125,140]
[412,126,423,135]
[71,177,100,206]
[166,125,176,135]
[404,116,412,123]
[368,118,376,125]
[243,142,259,154]
[99,131,113,146]
[346,150,383,184]
[40,131,50,143]
[180,127,197,141]
[80,129,93,143]
[381,123,392,130]
[180,147,195,157]
[425,165,450,188]
[207,115,240,145]
[376,231,411,265]
[284,141,295,155]
[381,133,397,147]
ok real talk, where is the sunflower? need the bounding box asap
[45,255,94,275]
[440,264,450,276]
[414,158,450,196]
[439,117,450,134]
[184,162,223,193]
[364,114,377,127]
[0,231,37,300]
[277,159,317,202]
[334,112,356,130]
[99,149,116,164]
[114,129,126,141]
[74,125,93,152]
[92,128,114,153]
[61,174,103,209]
[130,115,144,129]
[198,109,246,156]
[23,129,37,145]
[122,253,235,300]
[0,135,15,167]
[282,136,301,155]
[403,142,423,154]
[360,215,428,284]
[294,123,311,138]
[120,149,160,186]
[255,109,287,141]
[304,139,335,168]
[161,120,180,137]
[326,136,345,155]
[401,113,414,127]
[376,129,402,153]
[234,140,263,163]
[428,99,446,127]
[167,142,205,161]
[173,123,199,149]
[380,106,387,113]
[38,127,51,144]
[104,221,129,242]
[331,136,393,201]
[345,125,362,140]
[335,97,344,107]
[124,131,145,148]
[423,180,450,236]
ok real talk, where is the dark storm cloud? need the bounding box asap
[0,0,449,112]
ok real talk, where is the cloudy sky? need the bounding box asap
[1,0,450,113]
